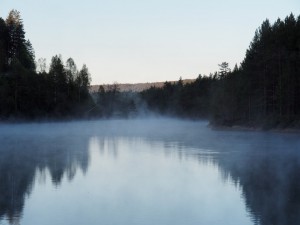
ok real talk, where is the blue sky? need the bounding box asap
[1,0,299,84]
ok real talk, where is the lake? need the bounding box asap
[0,119,299,225]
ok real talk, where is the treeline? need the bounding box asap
[211,14,300,128]
[134,13,300,128]
[140,77,214,118]
[95,84,139,118]
[0,10,92,120]
[1,10,300,128]
[94,77,215,119]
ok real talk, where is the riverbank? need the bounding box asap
[208,123,300,133]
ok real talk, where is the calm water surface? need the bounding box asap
[0,119,299,225]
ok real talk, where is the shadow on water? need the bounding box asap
[0,119,299,225]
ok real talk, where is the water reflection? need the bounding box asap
[165,131,300,225]
[0,120,299,225]
[217,148,300,225]
[0,124,91,224]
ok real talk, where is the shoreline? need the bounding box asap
[208,123,300,133]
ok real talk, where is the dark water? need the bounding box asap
[0,119,299,225]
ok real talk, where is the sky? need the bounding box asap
[1,0,299,84]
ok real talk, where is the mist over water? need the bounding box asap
[0,119,299,225]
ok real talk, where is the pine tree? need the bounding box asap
[5,10,35,71]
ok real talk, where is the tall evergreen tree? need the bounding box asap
[76,64,91,103]
[0,18,9,73]
[5,10,35,71]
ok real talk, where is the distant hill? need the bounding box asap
[90,79,195,93]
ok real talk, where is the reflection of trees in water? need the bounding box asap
[171,133,300,225]
[89,125,300,225]
[216,152,300,225]
[89,130,300,225]
[90,136,119,158]
[0,135,90,224]
[0,119,299,225]
[77,126,300,225]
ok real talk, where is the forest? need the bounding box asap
[1,10,300,128]
[0,10,92,120]
[210,14,300,128]
[130,13,300,128]
[97,13,300,128]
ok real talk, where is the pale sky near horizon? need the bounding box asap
[1,0,299,84]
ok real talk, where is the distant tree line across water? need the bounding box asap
[96,13,300,128]
[1,10,300,128]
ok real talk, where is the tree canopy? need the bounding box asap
[0,10,92,120]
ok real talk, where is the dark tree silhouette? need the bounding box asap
[0,10,93,120]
